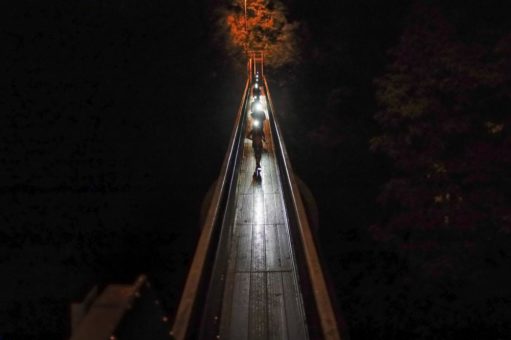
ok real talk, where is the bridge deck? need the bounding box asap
[219,96,308,339]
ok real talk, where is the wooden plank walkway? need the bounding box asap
[219,96,308,339]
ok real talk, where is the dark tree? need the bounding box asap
[370,2,511,336]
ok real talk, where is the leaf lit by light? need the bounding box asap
[220,0,300,68]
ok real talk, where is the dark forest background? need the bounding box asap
[1,0,510,339]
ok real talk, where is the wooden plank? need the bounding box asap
[236,194,253,225]
[228,272,251,340]
[267,272,288,340]
[244,140,256,175]
[264,194,285,224]
[268,135,281,192]
[265,224,292,272]
[261,154,273,194]
[274,194,285,224]
[237,166,253,195]
[277,224,293,271]
[264,224,279,271]
[251,224,266,272]
[282,272,308,340]
[236,224,253,272]
[271,157,281,193]
[241,139,252,168]
[261,151,278,194]
[247,141,255,171]
[249,272,267,340]
[264,194,276,224]
[219,263,236,337]
[252,188,266,225]
[234,192,245,227]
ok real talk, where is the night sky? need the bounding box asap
[2,0,510,338]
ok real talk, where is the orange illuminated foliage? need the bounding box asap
[220,0,299,67]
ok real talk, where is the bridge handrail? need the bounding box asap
[263,77,342,340]
[171,78,251,340]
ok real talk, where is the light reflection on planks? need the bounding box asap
[220,98,308,340]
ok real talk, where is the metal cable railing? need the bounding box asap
[170,78,251,340]
[263,77,343,340]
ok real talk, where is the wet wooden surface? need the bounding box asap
[219,96,308,339]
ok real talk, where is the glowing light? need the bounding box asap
[254,102,263,111]
[253,120,260,127]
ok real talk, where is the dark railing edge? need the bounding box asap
[170,77,251,340]
[263,77,343,340]
[197,78,252,339]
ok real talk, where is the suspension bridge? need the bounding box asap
[70,53,344,340]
